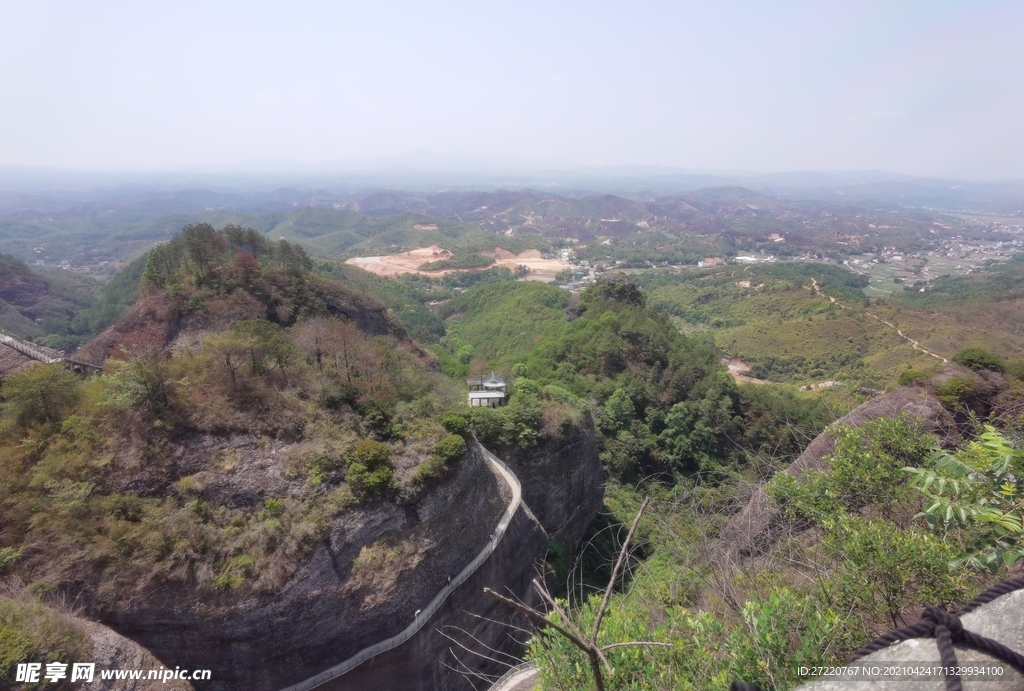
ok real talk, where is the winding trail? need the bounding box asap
[279,442,523,691]
[809,279,948,363]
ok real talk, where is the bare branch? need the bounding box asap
[590,495,649,646]
[484,588,606,691]
[600,641,673,652]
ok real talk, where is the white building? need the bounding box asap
[467,371,507,408]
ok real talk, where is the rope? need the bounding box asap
[731,575,1024,691]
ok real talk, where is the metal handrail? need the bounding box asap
[488,661,536,691]
[0,330,63,364]
[0,329,102,370]
[278,442,523,691]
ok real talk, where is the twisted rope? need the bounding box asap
[731,575,1024,691]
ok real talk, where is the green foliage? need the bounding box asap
[952,347,1006,372]
[934,376,978,409]
[316,262,446,343]
[554,267,574,283]
[906,425,1024,570]
[102,348,178,418]
[528,587,855,691]
[437,281,570,363]
[417,253,495,271]
[439,411,469,436]
[821,517,967,629]
[0,364,81,429]
[898,369,927,385]
[347,463,396,500]
[469,391,544,449]
[601,388,635,433]
[347,439,396,499]
[351,439,391,470]
[585,272,647,308]
[767,415,934,524]
[412,434,469,486]
[0,596,91,690]
[433,434,467,465]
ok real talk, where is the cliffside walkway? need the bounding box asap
[488,661,539,691]
[0,329,102,372]
[279,442,523,691]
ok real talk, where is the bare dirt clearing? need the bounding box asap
[344,246,569,279]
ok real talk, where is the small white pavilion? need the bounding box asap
[467,371,507,407]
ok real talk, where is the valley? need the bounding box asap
[0,184,1023,691]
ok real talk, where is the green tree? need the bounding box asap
[103,347,177,417]
[201,331,250,386]
[602,389,635,433]
[0,364,81,428]
[906,425,1024,570]
[232,319,295,374]
[181,222,220,278]
[952,347,1005,372]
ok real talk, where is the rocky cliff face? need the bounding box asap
[98,440,538,691]
[715,386,956,565]
[497,418,604,548]
[328,485,548,690]
[76,618,195,691]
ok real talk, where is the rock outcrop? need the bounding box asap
[717,386,956,564]
[496,418,604,548]
[795,588,1024,691]
[76,618,195,691]
[327,489,548,690]
[99,440,541,691]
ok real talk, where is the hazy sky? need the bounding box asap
[2,1,1022,178]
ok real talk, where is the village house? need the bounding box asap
[467,371,507,407]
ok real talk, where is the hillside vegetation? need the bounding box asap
[636,260,1024,387]
[0,224,476,621]
[3,212,1024,691]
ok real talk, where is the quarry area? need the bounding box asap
[344,245,569,279]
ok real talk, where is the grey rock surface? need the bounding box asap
[101,443,514,691]
[78,618,195,691]
[796,590,1024,691]
[497,417,603,548]
[716,386,955,565]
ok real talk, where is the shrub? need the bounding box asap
[897,369,927,386]
[347,463,396,500]
[0,364,81,428]
[767,415,934,524]
[0,596,91,682]
[433,434,468,466]
[822,517,967,629]
[440,411,469,436]
[351,439,391,470]
[906,425,1024,570]
[934,376,977,409]
[952,347,1005,372]
[305,449,346,486]
[347,440,395,499]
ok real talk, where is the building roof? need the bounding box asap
[467,371,506,388]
